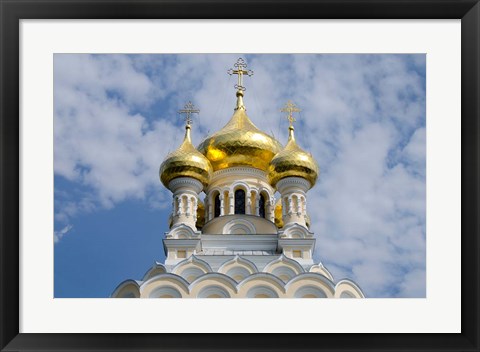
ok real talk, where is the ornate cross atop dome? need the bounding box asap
[281,100,301,128]
[178,101,200,126]
[227,58,254,92]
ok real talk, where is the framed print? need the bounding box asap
[1,0,479,351]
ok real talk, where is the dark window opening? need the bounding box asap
[259,194,266,218]
[214,194,221,217]
[234,189,246,214]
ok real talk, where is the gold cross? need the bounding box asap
[281,100,301,127]
[227,58,253,92]
[178,101,200,125]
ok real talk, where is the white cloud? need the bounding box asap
[54,54,426,297]
[54,224,73,243]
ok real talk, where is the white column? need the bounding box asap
[167,177,203,230]
[229,192,234,215]
[255,194,260,216]
[220,194,225,216]
[186,198,192,217]
[287,196,293,215]
[295,195,301,215]
[268,200,275,222]
[246,193,252,215]
[276,177,310,228]
[176,197,182,216]
[193,197,198,222]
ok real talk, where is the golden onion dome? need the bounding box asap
[160,124,213,189]
[197,91,282,172]
[269,125,319,188]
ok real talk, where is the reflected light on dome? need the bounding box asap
[206,147,226,161]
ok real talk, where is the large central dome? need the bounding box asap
[197,91,282,172]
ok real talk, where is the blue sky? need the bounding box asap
[54,54,426,298]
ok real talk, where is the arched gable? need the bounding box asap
[334,279,365,298]
[237,272,286,297]
[218,255,258,282]
[280,223,312,238]
[111,280,141,298]
[308,263,334,281]
[189,273,238,297]
[167,223,198,239]
[172,255,212,282]
[263,254,305,282]
[142,262,168,281]
[285,273,336,298]
[140,273,190,298]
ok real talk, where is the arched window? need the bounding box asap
[214,194,221,218]
[259,194,266,218]
[234,189,246,214]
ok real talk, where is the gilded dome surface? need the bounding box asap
[269,126,319,188]
[160,125,213,189]
[197,92,282,172]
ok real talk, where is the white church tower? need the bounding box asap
[112,58,364,298]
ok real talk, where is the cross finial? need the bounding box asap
[227,58,254,92]
[281,100,301,127]
[178,101,200,126]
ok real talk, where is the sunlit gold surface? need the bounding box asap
[160,125,213,188]
[269,127,319,188]
[198,94,282,172]
[196,199,205,229]
[274,199,284,229]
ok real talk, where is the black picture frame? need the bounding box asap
[1,0,479,351]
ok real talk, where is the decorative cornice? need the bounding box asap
[168,177,203,193]
[276,177,310,193]
[211,166,268,182]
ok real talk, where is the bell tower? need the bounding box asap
[112,58,365,299]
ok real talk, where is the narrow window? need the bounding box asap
[214,194,221,218]
[234,189,246,214]
[259,194,266,218]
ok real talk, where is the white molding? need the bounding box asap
[276,177,311,193]
[168,177,203,193]
[211,166,267,182]
[223,218,256,235]
[201,234,278,252]
[263,254,305,275]
[172,255,213,275]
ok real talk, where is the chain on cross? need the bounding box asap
[227,58,254,92]
[281,100,301,127]
[178,101,200,126]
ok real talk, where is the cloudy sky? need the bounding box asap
[54,54,426,298]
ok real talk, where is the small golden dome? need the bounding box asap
[269,126,319,188]
[197,91,282,172]
[160,124,213,189]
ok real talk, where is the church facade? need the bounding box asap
[112,58,364,298]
